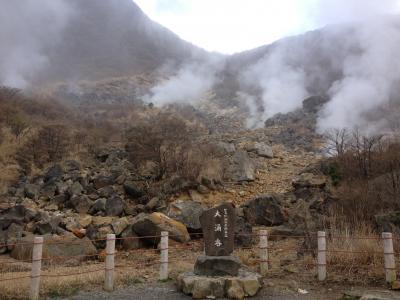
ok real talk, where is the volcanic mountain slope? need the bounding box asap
[34,0,209,84]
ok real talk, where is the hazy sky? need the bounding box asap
[135,0,400,54]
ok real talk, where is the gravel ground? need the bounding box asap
[53,282,344,300]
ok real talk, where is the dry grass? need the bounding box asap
[0,230,391,299]
[324,218,385,284]
[0,242,203,300]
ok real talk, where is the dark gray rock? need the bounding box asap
[105,196,124,216]
[235,216,253,247]
[93,175,114,190]
[24,184,40,200]
[44,164,64,183]
[34,216,61,235]
[194,255,241,276]
[96,150,109,162]
[123,181,144,198]
[89,198,107,215]
[225,150,255,182]
[119,225,146,250]
[40,182,57,199]
[69,181,83,196]
[68,195,93,214]
[97,186,115,198]
[56,182,69,195]
[242,194,286,226]
[168,200,204,231]
[0,205,32,230]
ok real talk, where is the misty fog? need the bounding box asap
[1,0,400,134]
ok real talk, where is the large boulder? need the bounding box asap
[132,212,190,244]
[88,198,107,215]
[0,205,34,230]
[43,164,64,183]
[167,200,204,232]
[2,223,25,253]
[292,173,326,189]
[68,195,93,214]
[242,194,286,226]
[93,175,114,190]
[123,181,144,198]
[216,142,236,154]
[119,224,146,250]
[34,216,62,235]
[111,217,129,235]
[225,150,255,182]
[105,196,124,216]
[40,182,57,199]
[247,142,273,158]
[68,181,84,196]
[11,234,97,262]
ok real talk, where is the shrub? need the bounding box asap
[125,112,213,181]
[324,129,400,222]
[16,124,71,172]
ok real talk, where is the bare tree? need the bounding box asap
[323,128,349,157]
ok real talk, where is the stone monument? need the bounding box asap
[177,203,262,299]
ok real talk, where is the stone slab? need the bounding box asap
[194,255,241,276]
[200,203,236,256]
[177,269,263,300]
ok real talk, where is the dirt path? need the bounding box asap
[53,282,400,300]
[53,282,341,300]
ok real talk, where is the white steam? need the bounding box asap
[145,58,223,106]
[0,0,73,88]
[317,17,400,133]
[239,0,400,132]
[240,45,308,128]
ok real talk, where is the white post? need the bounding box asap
[30,236,43,300]
[104,234,115,292]
[382,232,396,283]
[159,231,169,281]
[317,231,327,281]
[259,230,269,276]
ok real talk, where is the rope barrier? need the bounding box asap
[0,275,30,282]
[1,232,392,248]
[41,267,105,278]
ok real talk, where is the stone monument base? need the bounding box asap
[194,255,241,276]
[177,269,262,300]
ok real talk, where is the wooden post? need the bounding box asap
[159,231,169,281]
[317,231,327,281]
[104,234,115,292]
[30,236,43,300]
[259,230,269,276]
[382,232,396,283]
